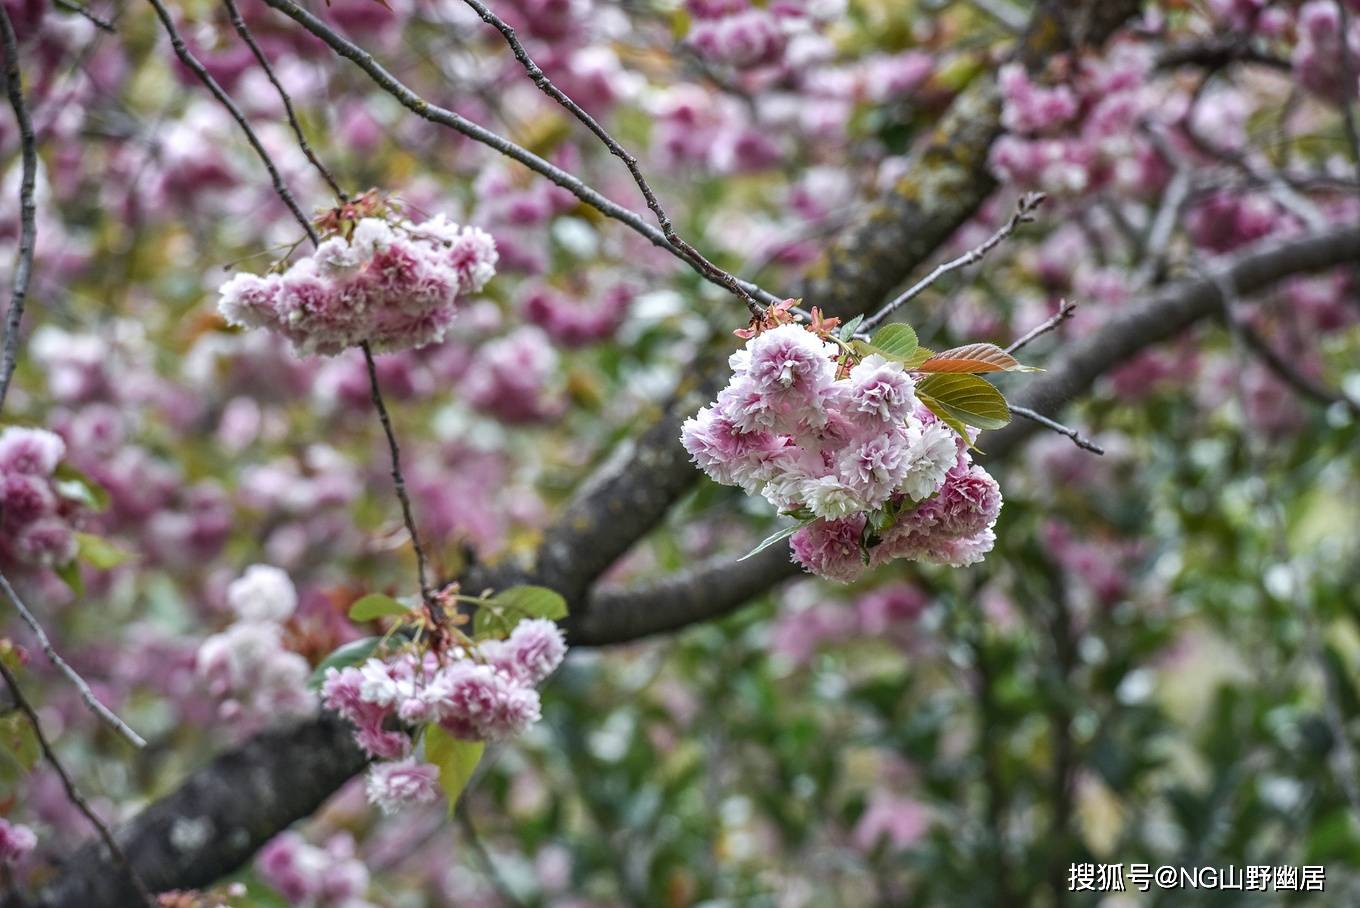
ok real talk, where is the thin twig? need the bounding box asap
[0,572,146,748]
[53,0,116,31]
[460,0,761,317]
[145,0,319,246]
[1005,299,1076,355]
[360,342,438,615]
[1009,405,1104,454]
[0,3,37,414]
[859,193,1045,334]
[455,801,527,908]
[0,659,156,905]
[222,0,347,202]
[257,0,784,311]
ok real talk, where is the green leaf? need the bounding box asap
[307,636,381,689]
[55,559,83,597]
[52,463,109,510]
[738,522,801,561]
[837,314,864,341]
[491,585,568,622]
[348,593,409,622]
[425,725,484,813]
[917,373,1011,431]
[75,532,132,570]
[869,324,918,360]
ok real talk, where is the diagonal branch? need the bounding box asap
[0,572,145,748]
[858,192,1044,334]
[0,660,155,906]
[145,0,319,246]
[459,0,762,315]
[222,0,347,202]
[259,0,783,310]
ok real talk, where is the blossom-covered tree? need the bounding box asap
[2,0,1360,904]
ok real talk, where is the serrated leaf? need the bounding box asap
[918,343,1037,374]
[307,636,381,689]
[348,593,409,622]
[492,585,568,622]
[425,725,484,813]
[869,324,919,360]
[738,522,801,561]
[917,373,1011,431]
[837,314,864,341]
[75,531,132,570]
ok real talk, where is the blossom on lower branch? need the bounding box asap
[323,617,567,813]
[681,319,1005,583]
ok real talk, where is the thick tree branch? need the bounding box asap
[21,717,365,908]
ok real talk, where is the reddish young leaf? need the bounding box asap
[917,343,1036,374]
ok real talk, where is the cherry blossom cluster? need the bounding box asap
[687,2,788,70]
[217,214,498,356]
[1292,1,1360,103]
[521,282,635,347]
[322,618,567,813]
[989,48,1166,198]
[257,831,376,908]
[680,323,1002,583]
[195,565,317,725]
[0,818,37,867]
[463,325,565,423]
[0,427,80,571]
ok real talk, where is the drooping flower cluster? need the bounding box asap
[195,564,317,724]
[257,831,376,908]
[322,618,567,813]
[0,427,80,570]
[218,213,498,356]
[680,323,1003,583]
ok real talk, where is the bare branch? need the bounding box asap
[460,0,762,316]
[258,0,784,311]
[1005,299,1076,355]
[222,0,347,202]
[1008,405,1105,454]
[0,660,155,906]
[858,193,1045,334]
[0,3,37,413]
[360,342,439,613]
[986,223,1360,460]
[52,0,116,32]
[0,572,146,748]
[145,0,319,246]
[1154,38,1290,72]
